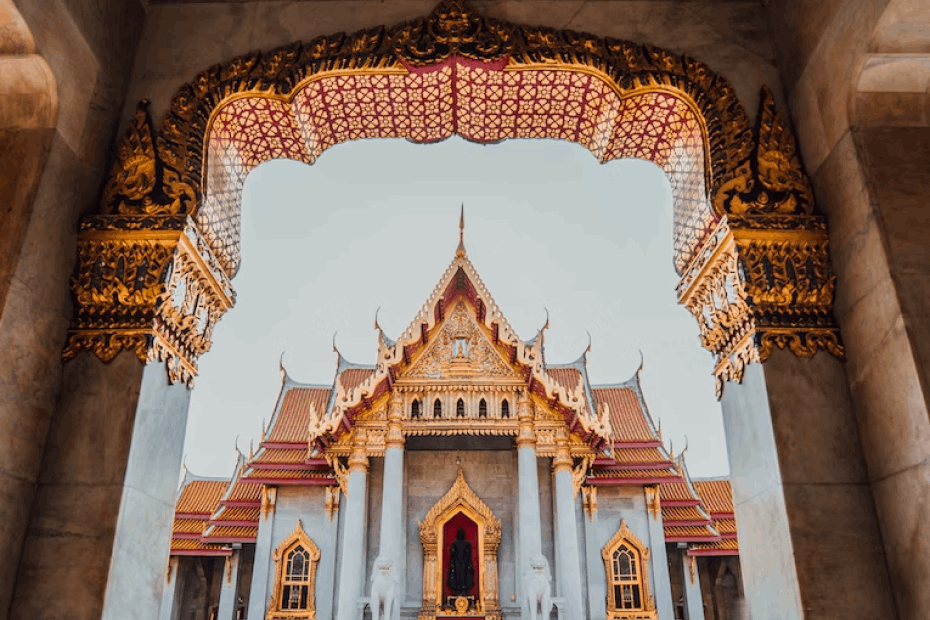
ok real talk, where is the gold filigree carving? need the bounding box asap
[601,520,657,619]
[116,0,761,277]
[645,486,660,521]
[62,215,235,387]
[261,486,277,521]
[267,520,321,620]
[325,486,340,521]
[418,470,502,620]
[582,486,598,522]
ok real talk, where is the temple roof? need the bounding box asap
[170,470,235,556]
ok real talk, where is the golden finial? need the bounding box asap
[456,204,467,258]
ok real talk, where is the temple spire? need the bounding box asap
[456,204,467,258]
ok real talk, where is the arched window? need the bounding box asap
[269,520,320,617]
[501,399,510,418]
[282,545,310,610]
[456,398,465,417]
[411,399,420,419]
[602,520,655,618]
[434,398,442,419]
[479,398,487,418]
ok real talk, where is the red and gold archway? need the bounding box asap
[66,0,841,394]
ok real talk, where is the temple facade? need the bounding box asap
[162,226,743,620]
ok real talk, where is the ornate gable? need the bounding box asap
[402,301,518,381]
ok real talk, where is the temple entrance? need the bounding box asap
[419,470,501,620]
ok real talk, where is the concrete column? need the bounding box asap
[217,548,242,620]
[680,553,704,620]
[371,394,405,619]
[516,394,543,565]
[552,435,584,619]
[10,354,191,620]
[581,490,605,619]
[719,351,896,620]
[643,486,674,620]
[159,556,181,620]
[336,432,370,620]
[248,488,277,620]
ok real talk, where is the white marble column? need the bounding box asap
[374,395,405,620]
[644,486,675,620]
[517,393,543,565]
[158,556,181,620]
[216,549,242,620]
[336,431,370,620]
[680,552,705,620]
[247,487,276,620]
[552,434,584,619]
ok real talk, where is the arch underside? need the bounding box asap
[202,57,713,276]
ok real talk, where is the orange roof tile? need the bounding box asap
[659,481,698,503]
[213,507,260,523]
[226,478,263,503]
[175,480,227,515]
[266,387,330,444]
[548,368,581,392]
[244,468,333,480]
[662,506,710,523]
[589,468,679,480]
[203,525,257,541]
[693,479,735,514]
[251,448,307,465]
[715,518,738,535]
[664,525,720,539]
[592,387,656,443]
[689,538,739,553]
[611,447,670,465]
[173,519,206,535]
[170,538,229,553]
[339,368,374,392]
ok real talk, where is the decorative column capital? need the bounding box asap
[552,430,572,473]
[62,214,235,387]
[386,393,405,450]
[349,430,369,474]
[516,390,536,449]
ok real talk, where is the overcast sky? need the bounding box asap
[184,136,729,479]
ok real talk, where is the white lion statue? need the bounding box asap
[523,554,554,620]
[369,555,398,620]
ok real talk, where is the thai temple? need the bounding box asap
[162,217,744,620]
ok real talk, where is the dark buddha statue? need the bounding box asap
[446,527,475,595]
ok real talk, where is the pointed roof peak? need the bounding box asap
[456,204,467,258]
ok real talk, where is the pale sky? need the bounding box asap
[184,136,729,479]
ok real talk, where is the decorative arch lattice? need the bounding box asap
[98,0,815,278]
[71,0,840,396]
[267,520,322,619]
[601,519,657,619]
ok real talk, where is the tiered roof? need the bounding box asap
[170,472,232,556]
[689,478,739,556]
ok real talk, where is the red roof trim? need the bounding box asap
[613,441,663,448]
[171,549,232,557]
[172,533,202,540]
[665,535,722,542]
[241,477,336,486]
[721,533,739,539]
[687,548,740,557]
[209,520,259,527]
[202,536,256,543]
[711,512,736,519]
[587,476,684,486]
[221,500,262,508]
[663,519,713,527]
[250,463,309,471]
[595,462,675,471]
[262,441,306,450]
[175,512,212,520]
[660,499,701,507]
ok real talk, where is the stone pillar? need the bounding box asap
[8,160,234,619]
[373,394,405,619]
[336,431,370,620]
[644,486,675,620]
[217,548,242,620]
[516,392,543,565]
[581,488,605,619]
[160,556,181,620]
[248,487,277,620]
[680,553,704,620]
[552,432,584,620]
[719,352,895,620]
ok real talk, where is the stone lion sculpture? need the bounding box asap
[369,555,398,620]
[522,554,553,620]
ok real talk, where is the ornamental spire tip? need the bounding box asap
[456,204,466,258]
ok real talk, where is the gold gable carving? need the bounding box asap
[403,302,517,380]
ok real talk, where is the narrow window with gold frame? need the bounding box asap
[267,520,321,619]
[601,519,657,619]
